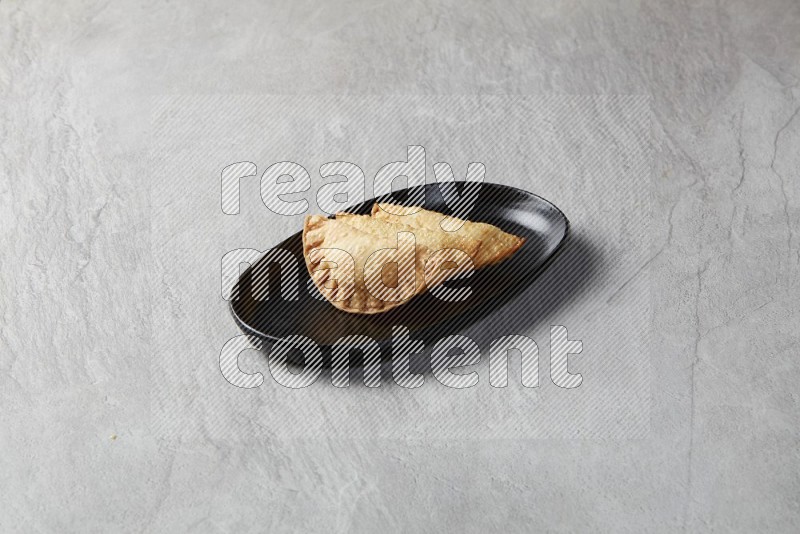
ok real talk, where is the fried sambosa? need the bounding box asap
[302,205,525,314]
[302,215,475,314]
[371,203,525,268]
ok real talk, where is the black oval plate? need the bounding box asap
[230,182,569,357]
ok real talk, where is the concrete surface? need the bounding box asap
[1,0,799,532]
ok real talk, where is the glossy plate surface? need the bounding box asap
[230,182,569,356]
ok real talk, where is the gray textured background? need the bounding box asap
[2,0,799,532]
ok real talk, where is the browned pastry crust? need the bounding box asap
[302,206,525,314]
[371,203,525,268]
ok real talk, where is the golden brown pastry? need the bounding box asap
[334,212,481,259]
[302,205,525,314]
[371,203,525,268]
[302,214,478,314]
